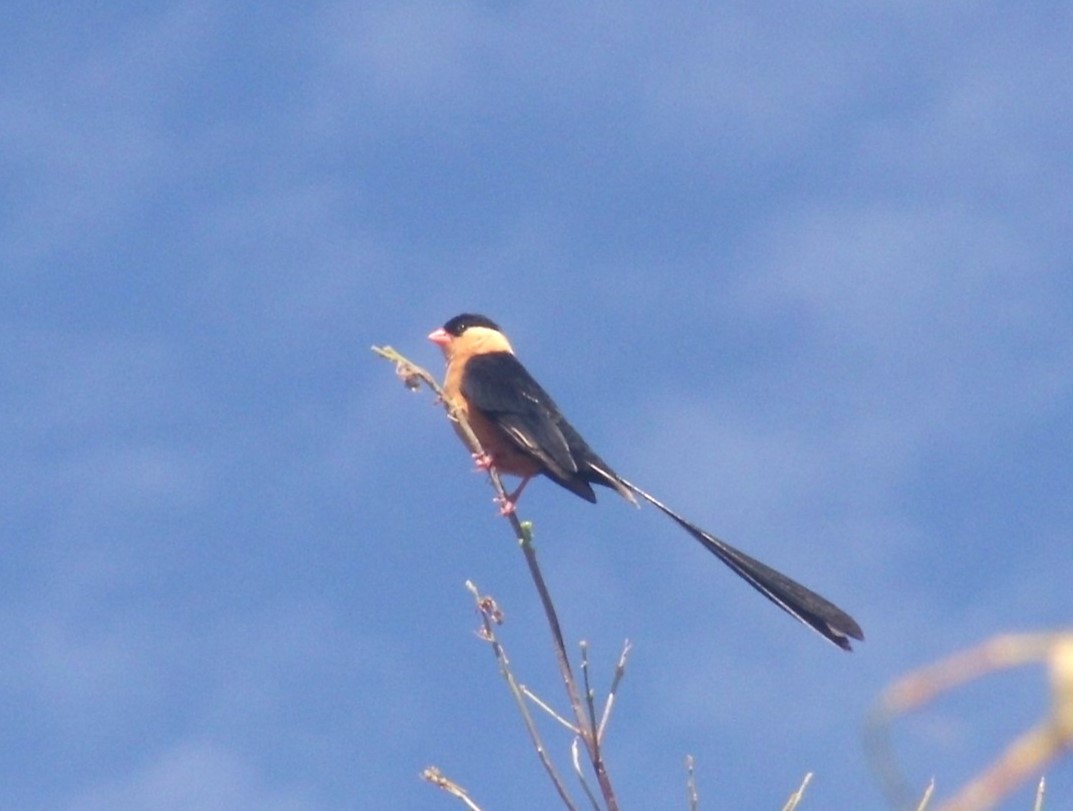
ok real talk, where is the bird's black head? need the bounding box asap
[442,313,502,337]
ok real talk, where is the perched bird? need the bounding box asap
[428,313,864,651]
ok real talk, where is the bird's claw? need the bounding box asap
[472,452,494,471]
[494,495,518,516]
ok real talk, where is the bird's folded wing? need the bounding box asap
[461,352,579,477]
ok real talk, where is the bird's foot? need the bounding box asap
[493,477,530,516]
[472,451,494,471]
[494,495,518,516]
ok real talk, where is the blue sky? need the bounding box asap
[3,3,1072,809]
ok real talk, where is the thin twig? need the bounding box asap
[517,519,617,807]
[570,737,603,811]
[1032,776,1045,811]
[597,640,632,745]
[422,766,485,811]
[915,778,936,811]
[581,641,599,752]
[685,755,699,811]
[522,684,580,734]
[781,772,812,811]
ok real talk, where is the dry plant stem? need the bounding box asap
[465,582,579,811]
[503,512,620,809]
[422,767,485,811]
[374,346,619,811]
[867,632,1073,811]
[685,756,699,811]
[596,641,632,745]
[781,772,812,811]
[521,684,580,734]
[570,739,603,811]
[915,778,936,811]
[1033,776,1045,811]
[514,519,618,809]
[580,643,600,752]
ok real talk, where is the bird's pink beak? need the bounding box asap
[428,327,450,346]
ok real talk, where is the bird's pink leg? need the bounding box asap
[470,452,530,515]
[493,474,536,512]
[496,476,533,515]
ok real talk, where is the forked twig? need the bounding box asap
[466,581,578,811]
